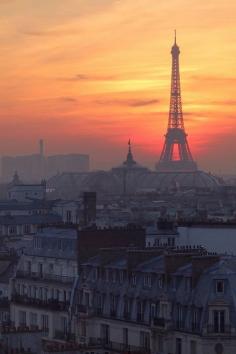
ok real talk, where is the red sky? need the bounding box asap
[0,0,236,173]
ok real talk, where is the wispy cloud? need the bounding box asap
[95,98,160,107]
[191,75,236,84]
[57,74,117,82]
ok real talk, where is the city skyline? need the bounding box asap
[0,1,235,173]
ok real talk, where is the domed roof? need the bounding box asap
[137,170,223,191]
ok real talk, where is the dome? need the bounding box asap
[137,170,223,191]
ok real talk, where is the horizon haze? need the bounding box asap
[0,0,235,173]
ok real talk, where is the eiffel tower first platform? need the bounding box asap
[156,32,198,172]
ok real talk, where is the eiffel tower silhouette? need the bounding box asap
[156,31,197,172]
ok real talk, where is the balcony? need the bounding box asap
[136,313,145,323]
[88,338,150,354]
[77,304,94,318]
[123,311,131,321]
[152,317,172,331]
[54,330,69,341]
[94,308,103,316]
[110,309,117,318]
[207,325,231,335]
[153,317,165,327]
[16,270,75,284]
[175,320,185,330]
[12,294,70,312]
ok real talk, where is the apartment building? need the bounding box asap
[75,247,235,354]
[10,227,78,340]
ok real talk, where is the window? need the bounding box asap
[213,310,225,333]
[185,277,192,292]
[160,303,168,319]
[92,268,98,281]
[190,340,197,354]
[66,210,72,223]
[9,226,16,235]
[137,301,145,322]
[33,286,37,299]
[81,320,86,337]
[216,280,224,294]
[41,314,49,330]
[43,288,48,301]
[110,294,118,317]
[140,331,150,351]
[119,271,124,284]
[58,239,63,250]
[176,338,182,354]
[38,287,43,300]
[30,312,37,327]
[150,303,158,319]
[158,335,164,352]
[95,293,103,314]
[28,286,32,297]
[143,274,152,288]
[60,316,68,334]
[111,270,116,283]
[192,308,199,331]
[24,225,30,234]
[177,305,184,329]
[49,263,54,273]
[34,237,42,249]
[84,292,90,307]
[124,298,132,319]
[130,272,136,287]
[101,324,110,345]
[38,263,43,278]
[26,261,31,274]
[19,311,26,326]
[123,328,128,348]
[159,275,164,289]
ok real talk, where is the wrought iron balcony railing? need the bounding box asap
[12,294,70,312]
[16,270,75,284]
[88,338,151,354]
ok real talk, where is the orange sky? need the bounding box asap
[0,0,236,173]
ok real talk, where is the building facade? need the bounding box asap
[10,227,78,340]
[74,248,236,354]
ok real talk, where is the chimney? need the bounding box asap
[39,139,44,157]
[83,192,96,226]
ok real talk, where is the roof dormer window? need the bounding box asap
[216,280,225,294]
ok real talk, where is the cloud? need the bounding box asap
[95,98,160,107]
[191,75,236,84]
[20,27,79,37]
[57,74,117,82]
[59,97,78,103]
[209,100,236,106]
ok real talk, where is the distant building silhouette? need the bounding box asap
[1,140,90,182]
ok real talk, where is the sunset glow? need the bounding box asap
[0,0,236,172]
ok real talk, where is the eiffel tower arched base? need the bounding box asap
[156,128,198,172]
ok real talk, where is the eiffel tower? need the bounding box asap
[156,32,197,172]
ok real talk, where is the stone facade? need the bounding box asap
[74,248,236,354]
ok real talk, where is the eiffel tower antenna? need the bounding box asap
[156,32,197,172]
